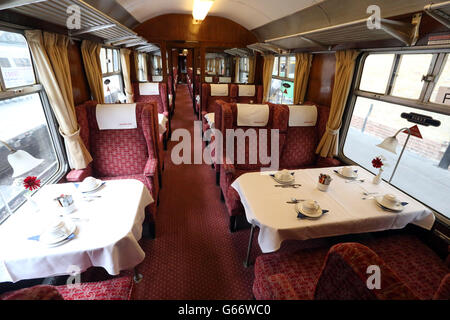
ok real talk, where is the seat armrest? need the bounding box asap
[222,156,235,174]
[433,274,450,300]
[144,158,158,177]
[266,273,299,300]
[66,167,92,182]
[315,157,342,168]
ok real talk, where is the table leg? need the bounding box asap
[244,224,256,268]
[133,268,143,283]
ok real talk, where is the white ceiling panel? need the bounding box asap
[116,0,324,30]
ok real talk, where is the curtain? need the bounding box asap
[262,55,274,102]
[235,57,240,83]
[293,53,312,104]
[248,56,255,84]
[316,50,359,157]
[142,53,148,81]
[81,40,104,104]
[134,52,140,81]
[120,48,133,103]
[25,30,92,169]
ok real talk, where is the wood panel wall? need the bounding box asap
[68,41,91,106]
[305,53,336,107]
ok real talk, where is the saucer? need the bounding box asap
[295,203,323,219]
[375,196,404,212]
[334,169,358,180]
[80,180,104,193]
[272,172,295,184]
[40,220,77,245]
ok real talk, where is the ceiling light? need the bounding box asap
[192,0,214,24]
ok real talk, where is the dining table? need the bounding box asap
[231,166,435,267]
[0,179,153,283]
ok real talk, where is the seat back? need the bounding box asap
[133,82,169,116]
[314,243,419,300]
[231,84,263,104]
[221,102,288,171]
[277,102,330,169]
[201,83,235,115]
[76,101,159,178]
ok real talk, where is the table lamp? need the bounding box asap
[376,127,411,183]
[0,139,44,217]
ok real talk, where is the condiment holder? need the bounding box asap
[54,194,76,214]
[317,174,332,192]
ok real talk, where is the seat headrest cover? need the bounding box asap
[237,104,269,127]
[210,84,229,96]
[205,76,213,83]
[288,104,318,127]
[139,82,159,95]
[219,77,231,83]
[152,75,163,82]
[238,85,256,97]
[96,103,137,130]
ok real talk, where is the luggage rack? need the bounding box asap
[7,0,158,51]
[425,1,450,29]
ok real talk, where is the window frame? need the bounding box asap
[100,46,125,102]
[137,53,148,82]
[340,49,450,224]
[272,54,296,82]
[0,27,68,221]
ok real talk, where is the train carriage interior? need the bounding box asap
[0,0,449,307]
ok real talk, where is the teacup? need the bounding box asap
[81,176,99,191]
[302,200,319,215]
[341,166,355,177]
[278,169,292,181]
[380,194,399,208]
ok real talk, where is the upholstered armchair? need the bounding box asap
[67,101,160,238]
[230,84,264,104]
[201,83,235,133]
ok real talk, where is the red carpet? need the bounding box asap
[129,84,329,299]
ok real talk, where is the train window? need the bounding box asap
[152,55,162,76]
[0,31,36,89]
[343,51,450,221]
[270,55,295,104]
[0,30,64,224]
[239,57,249,83]
[391,54,434,100]
[100,47,125,103]
[430,54,450,105]
[359,54,395,94]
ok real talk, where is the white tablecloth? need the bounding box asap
[158,113,168,134]
[231,166,435,253]
[0,179,153,283]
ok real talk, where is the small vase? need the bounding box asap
[372,168,383,185]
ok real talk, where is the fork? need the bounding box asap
[345,179,365,183]
[287,198,305,204]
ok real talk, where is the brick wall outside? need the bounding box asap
[350,116,448,163]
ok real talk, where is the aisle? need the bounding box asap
[132,84,256,299]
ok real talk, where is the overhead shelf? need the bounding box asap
[247,42,284,55]
[8,0,158,51]
[224,48,253,57]
[264,16,421,50]
[424,1,450,28]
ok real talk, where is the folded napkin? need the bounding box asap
[204,113,215,128]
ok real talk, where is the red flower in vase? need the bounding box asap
[372,157,384,169]
[23,176,41,191]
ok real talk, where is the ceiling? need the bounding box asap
[116,0,325,30]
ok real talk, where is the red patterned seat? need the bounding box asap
[201,83,235,133]
[219,102,289,231]
[253,234,450,300]
[230,84,263,104]
[66,101,159,237]
[275,103,341,169]
[1,276,133,300]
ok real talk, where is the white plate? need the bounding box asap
[375,196,404,212]
[79,179,103,193]
[40,221,77,245]
[335,169,358,180]
[295,203,323,219]
[46,233,76,247]
[81,181,105,193]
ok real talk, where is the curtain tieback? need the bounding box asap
[59,127,81,141]
[326,126,339,135]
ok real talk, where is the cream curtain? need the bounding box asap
[142,53,148,81]
[81,40,104,104]
[293,53,312,104]
[235,57,240,83]
[215,58,220,75]
[248,56,255,84]
[134,52,140,81]
[262,55,275,102]
[25,30,92,169]
[316,50,359,157]
[120,48,134,103]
